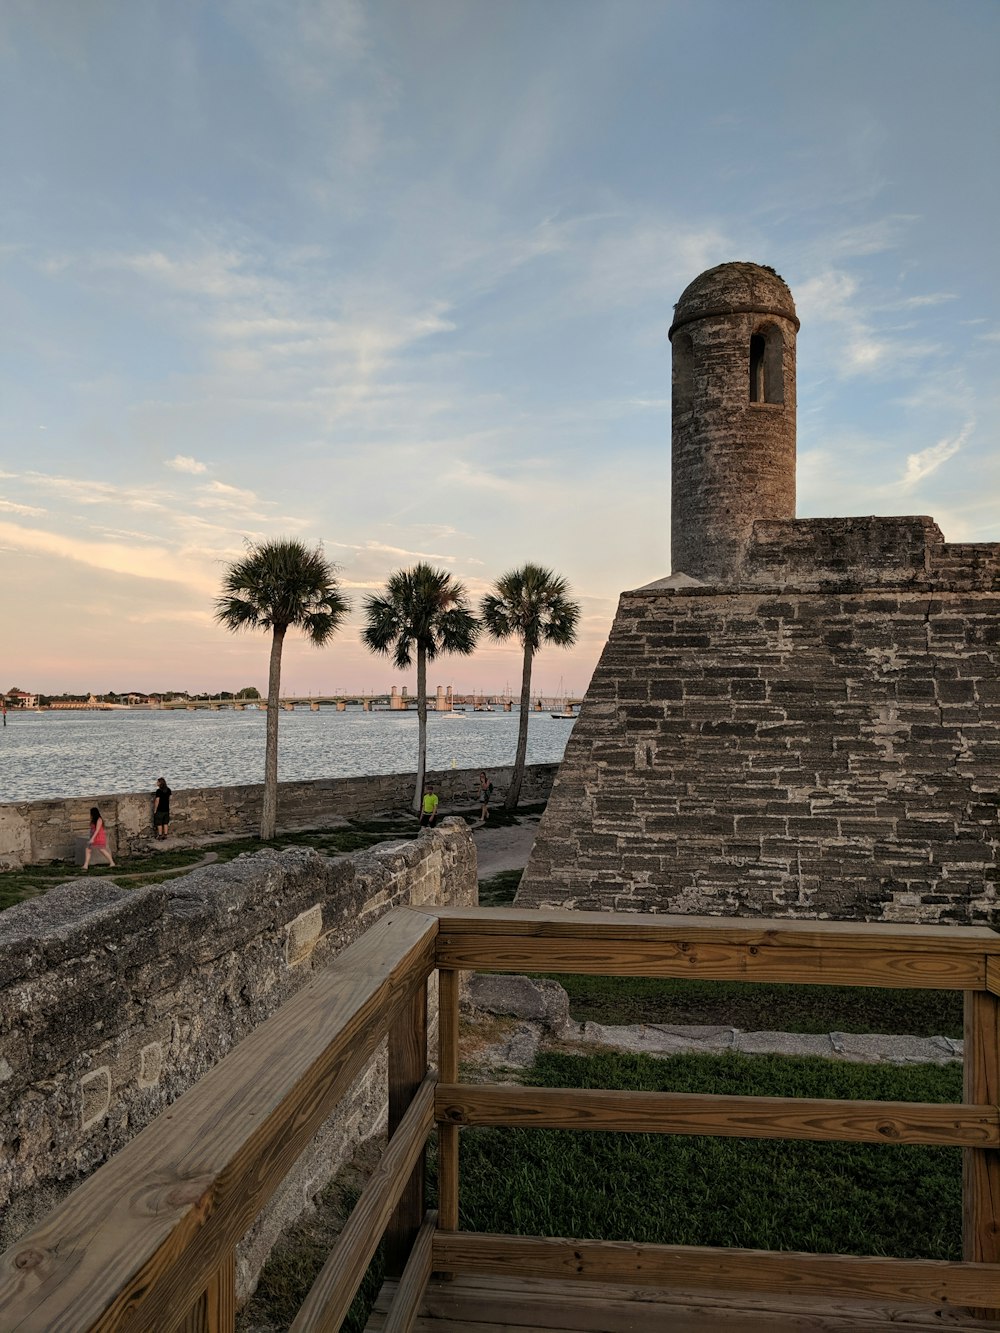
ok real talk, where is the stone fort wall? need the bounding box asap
[0,822,476,1296]
[0,762,558,870]
[518,520,1000,923]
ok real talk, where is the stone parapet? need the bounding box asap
[740,516,1000,592]
[0,821,476,1294]
[0,762,557,870]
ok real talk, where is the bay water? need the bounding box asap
[0,707,574,803]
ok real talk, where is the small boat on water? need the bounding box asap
[551,709,575,719]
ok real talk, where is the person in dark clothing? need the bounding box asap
[153,777,172,839]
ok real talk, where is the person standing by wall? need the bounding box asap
[82,807,115,870]
[152,777,172,840]
[477,771,493,823]
[419,782,439,827]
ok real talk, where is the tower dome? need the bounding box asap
[669,262,799,583]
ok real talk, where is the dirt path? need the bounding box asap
[472,815,540,879]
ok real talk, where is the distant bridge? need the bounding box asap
[155,693,583,713]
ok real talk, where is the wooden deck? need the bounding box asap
[367,1273,1000,1333]
[6,907,1000,1331]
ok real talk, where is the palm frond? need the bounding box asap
[479,563,580,652]
[361,563,479,670]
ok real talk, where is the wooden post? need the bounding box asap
[963,988,1000,1319]
[385,980,428,1277]
[438,968,460,1234]
[178,1251,236,1332]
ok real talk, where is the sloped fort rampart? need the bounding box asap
[519,263,999,923]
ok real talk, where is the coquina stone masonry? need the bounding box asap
[518,262,1000,924]
[0,762,557,870]
[0,821,476,1297]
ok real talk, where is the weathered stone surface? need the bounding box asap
[0,762,557,870]
[0,818,476,1295]
[463,975,571,1034]
[670,262,798,584]
[519,542,1000,924]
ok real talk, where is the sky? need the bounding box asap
[1,0,998,699]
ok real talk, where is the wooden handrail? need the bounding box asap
[381,1211,436,1333]
[291,1078,435,1332]
[0,906,438,1332]
[431,906,1000,951]
[432,1232,1000,1308]
[431,907,997,988]
[436,1082,1000,1147]
[431,906,1000,1324]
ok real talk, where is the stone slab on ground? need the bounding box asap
[461,975,964,1068]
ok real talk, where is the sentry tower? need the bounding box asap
[668,261,799,582]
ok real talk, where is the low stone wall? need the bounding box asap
[0,762,557,870]
[0,820,476,1296]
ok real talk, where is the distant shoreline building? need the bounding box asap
[2,688,37,709]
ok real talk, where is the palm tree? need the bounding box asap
[481,564,580,811]
[363,564,479,812]
[215,538,349,840]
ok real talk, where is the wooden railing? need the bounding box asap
[3,906,1000,1329]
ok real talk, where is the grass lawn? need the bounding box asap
[241,1047,964,1330]
[455,1048,963,1261]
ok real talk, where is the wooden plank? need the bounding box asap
[0,906,438,1333]
[370,1272,1000,1332]
[385,982,428,1277]
[438,969,460,1235]
[177,1252,236,1333]
[434,933,985,989]
[381,1272,1000,1332]
[291,1077,435,1333]
[432,1233,1000,1309]
[963,989,1000,1319]
[436,1083,1000,1148]
[986,957,1000,999]
[430,907,1000,953]
[382,1211,436,1333]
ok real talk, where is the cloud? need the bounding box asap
[896,293,957,309]
[827,216,918,258]
[0,498,46,516]
[796,268,941,379]
[166,455,208,474]
[116,247,273,302]
[0,519,218,594]
[362,540,457,563]
[901,420,975,490]
[22,471,171,512]
[195,480,268,509]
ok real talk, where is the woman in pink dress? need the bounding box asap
[83,806,115,870]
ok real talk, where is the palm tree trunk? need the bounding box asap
[261,626,285,840]
[505,642,533,811]
[414,646,428,813]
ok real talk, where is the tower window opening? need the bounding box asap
[673,332,694,414]
[749,335,766,402]
[750,324,785,404]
